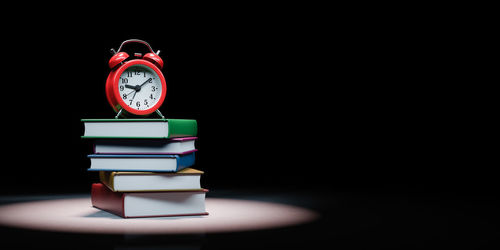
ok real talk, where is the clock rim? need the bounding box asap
[110,59,167,116]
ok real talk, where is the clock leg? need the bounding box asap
[155,110,165,119]
[115,108,123,119]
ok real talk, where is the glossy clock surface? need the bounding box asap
[106,59,167,116]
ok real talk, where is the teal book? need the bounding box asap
[81,119,197,139]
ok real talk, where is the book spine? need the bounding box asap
[99,171,116,191]
[167,119,198,138]
[176,152,196,171]
[91,183,125,218]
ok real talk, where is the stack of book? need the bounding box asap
[81,118,208,218]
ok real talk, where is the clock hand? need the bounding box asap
[124,90,135,97]
[123,78,152,99]
[128,78,152,93]
[139,78,152,88]
[126,84,144,92]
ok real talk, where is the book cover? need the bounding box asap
[100,168,204,192]
[87,152,195,172]
[81,118,197,139]
[91,183,209,218]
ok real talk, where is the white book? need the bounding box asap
[87,152,195,172]
[94,137,197,155]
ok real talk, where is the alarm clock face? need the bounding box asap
[117,65,163,111]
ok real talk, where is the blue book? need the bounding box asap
[87,152,195,172]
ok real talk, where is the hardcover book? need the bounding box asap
[87,152,195,172]
[100,168,204,192]
[81,118,197,139]
[94,137,197,155]
[91,183,209,218]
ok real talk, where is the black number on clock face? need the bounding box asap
[118,65,162,111]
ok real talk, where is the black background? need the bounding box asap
[0,6,497,249]
[0,9,493,196]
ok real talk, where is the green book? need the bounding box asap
[81,119,197,139]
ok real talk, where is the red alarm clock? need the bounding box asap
[105,39,166,118]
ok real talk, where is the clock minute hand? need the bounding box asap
[139,78,152,88]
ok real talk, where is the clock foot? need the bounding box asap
[155,109,165,119]
[114,108,164,119]
[115,109,123,119]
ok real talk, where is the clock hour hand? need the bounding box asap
[125,77,150,89]
[123,78,151,98]
[125,84,142,92]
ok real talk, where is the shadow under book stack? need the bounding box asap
[81,118,208,218]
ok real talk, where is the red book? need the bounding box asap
[91,183,208,218]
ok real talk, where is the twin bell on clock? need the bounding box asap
[105,39,167,118]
